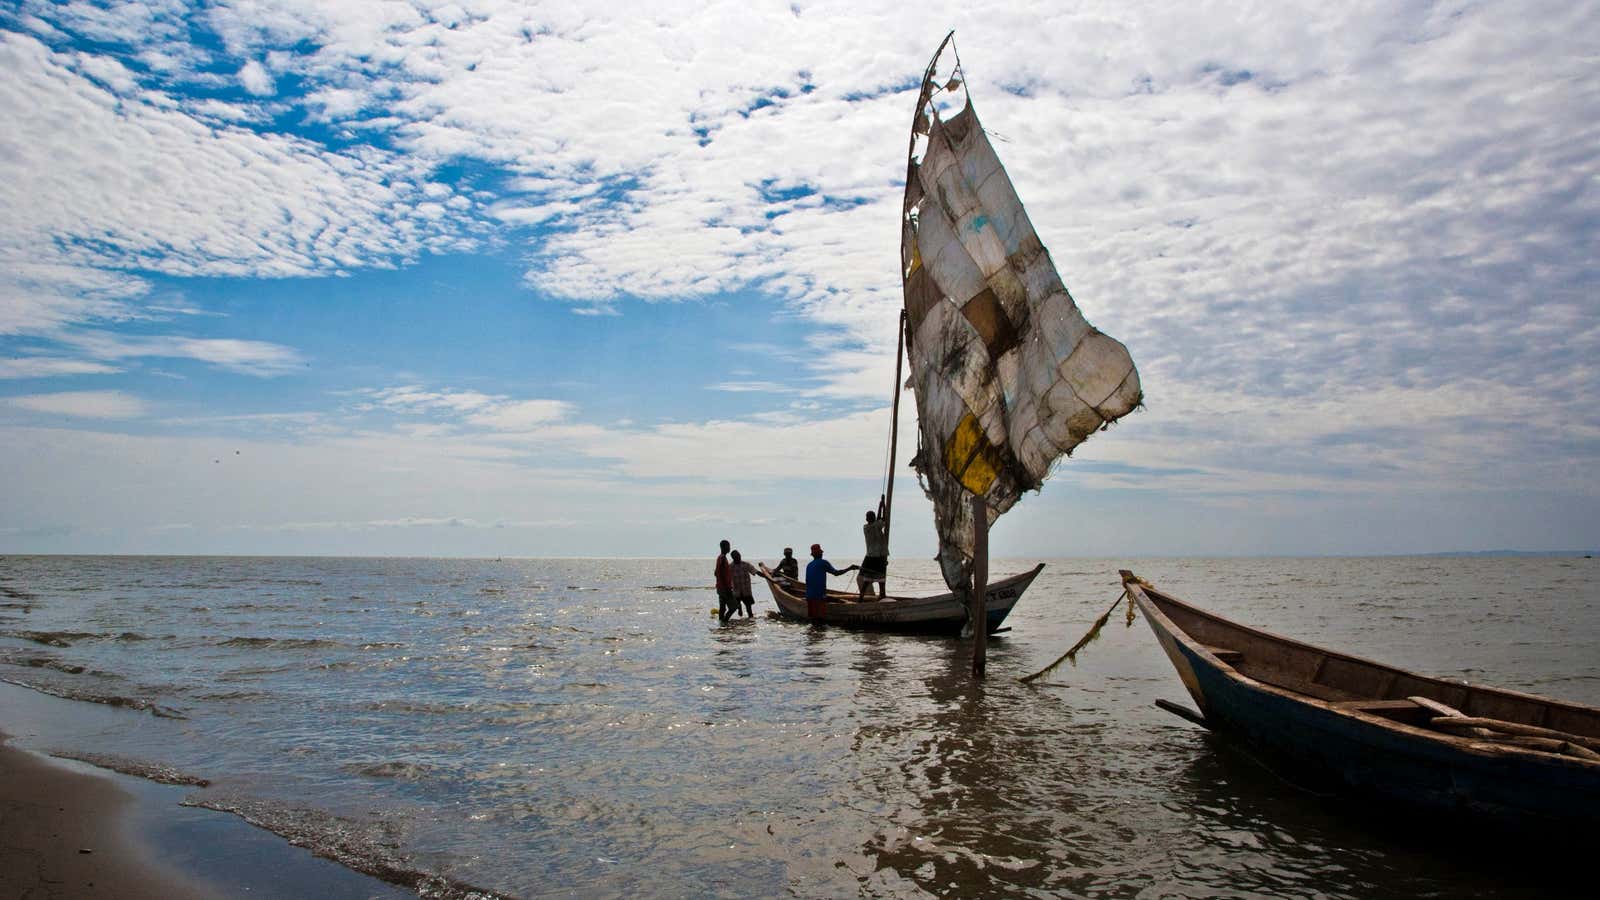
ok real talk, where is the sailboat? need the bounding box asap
[761,33,1140,636]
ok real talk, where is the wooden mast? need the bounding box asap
[970,493,988,678]
[883,309,908,531]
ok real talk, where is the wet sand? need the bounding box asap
[0,730,210,899]
[1,703,415,900]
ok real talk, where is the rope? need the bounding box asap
[1019,588,1134,684]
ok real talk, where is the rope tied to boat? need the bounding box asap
[1019,585,1138,684]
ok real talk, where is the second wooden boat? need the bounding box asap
[1124,570,1600,826]
[758,564,1043,634]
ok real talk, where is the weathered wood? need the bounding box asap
[883,310,907,535]
[1125,570,1600,828]
[1334,699,1425,712]
[1484,735,1600,761]
[970,493,988,679]
[1155,698,1209,729]
[1202,645,1243,663]
[760,562,1043,634]
[1407,695,1468,718]
[1408,696,1495,737]
[1430,716,1600,752]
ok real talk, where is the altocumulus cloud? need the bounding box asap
[0,1,1594,554]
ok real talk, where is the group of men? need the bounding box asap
[713,496,891,624]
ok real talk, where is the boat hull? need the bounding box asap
[1128,574,1600,827]
[762,564,1043,635]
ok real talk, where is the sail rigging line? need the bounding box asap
[1018,588,1137,684]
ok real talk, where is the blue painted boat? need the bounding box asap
[1124,571,1600,826]
[758,564,1042,635]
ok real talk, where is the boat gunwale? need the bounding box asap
[1124,574,1600,769]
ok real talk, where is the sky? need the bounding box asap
[1,0,1596,559]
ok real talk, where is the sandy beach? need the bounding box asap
[0,730,210,899]
[1,685,414,900]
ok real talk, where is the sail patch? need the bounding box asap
[945,413,1002,495]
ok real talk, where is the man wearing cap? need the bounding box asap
[804,544,856,621]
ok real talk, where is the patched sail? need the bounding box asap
[902,35,1141,592]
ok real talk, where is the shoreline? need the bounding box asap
[0,684,416,899]
[0,731,212,899]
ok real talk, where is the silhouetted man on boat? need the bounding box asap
[805,543,856,621]
[714,539,737,623]
[773,547,800,582]
[858,495,889,600]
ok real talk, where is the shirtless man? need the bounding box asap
[858,494,889,600]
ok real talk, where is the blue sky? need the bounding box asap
[2,1,1597,558]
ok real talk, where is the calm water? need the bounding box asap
[1,555,1596,897]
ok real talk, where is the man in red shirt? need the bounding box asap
[714,539,737,622]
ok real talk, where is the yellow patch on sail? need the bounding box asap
[944,412,1001,494]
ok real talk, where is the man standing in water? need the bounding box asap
[805,544,855,622]
[714,539,737,623]
[858,495,889,600]
[729,550,759,618]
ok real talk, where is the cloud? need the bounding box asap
[0,3,1594,554]
[0,357,121,379]
[0,28,481,337]
[60,331,304,376]
[708,381,791,393]
[237,58,274,95]
[464,399,573,430]
[356,385,574,431]
[8,390,146,419]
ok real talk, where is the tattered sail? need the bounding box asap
[902,35,1141,592]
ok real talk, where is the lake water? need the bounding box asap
[1,555,1596,897]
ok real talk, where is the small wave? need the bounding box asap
[5,629,157,646]
[0,583,39,601]
[180,794,507,899]
[359,641,406,650]
[49,749,210,786]
[362,699,461,715]
[4,653,86,675]
[7,629,98,647]
[0,676,187,718]
[646,585,703,592]
[342,760,436,781]
[218,636,348,650]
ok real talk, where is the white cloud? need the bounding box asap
[465,399,573,430]
[237,58,274,95]
[60,331,304,376]
[0,357,121,379]
[0,3,1594,554]
[0,28,480,338]
[8,390,146,419]
[709,381,791,393]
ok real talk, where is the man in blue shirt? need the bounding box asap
[804,543,856,621]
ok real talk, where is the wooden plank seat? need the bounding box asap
[1333,699,1423,712]
[1201,645,1243,663]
